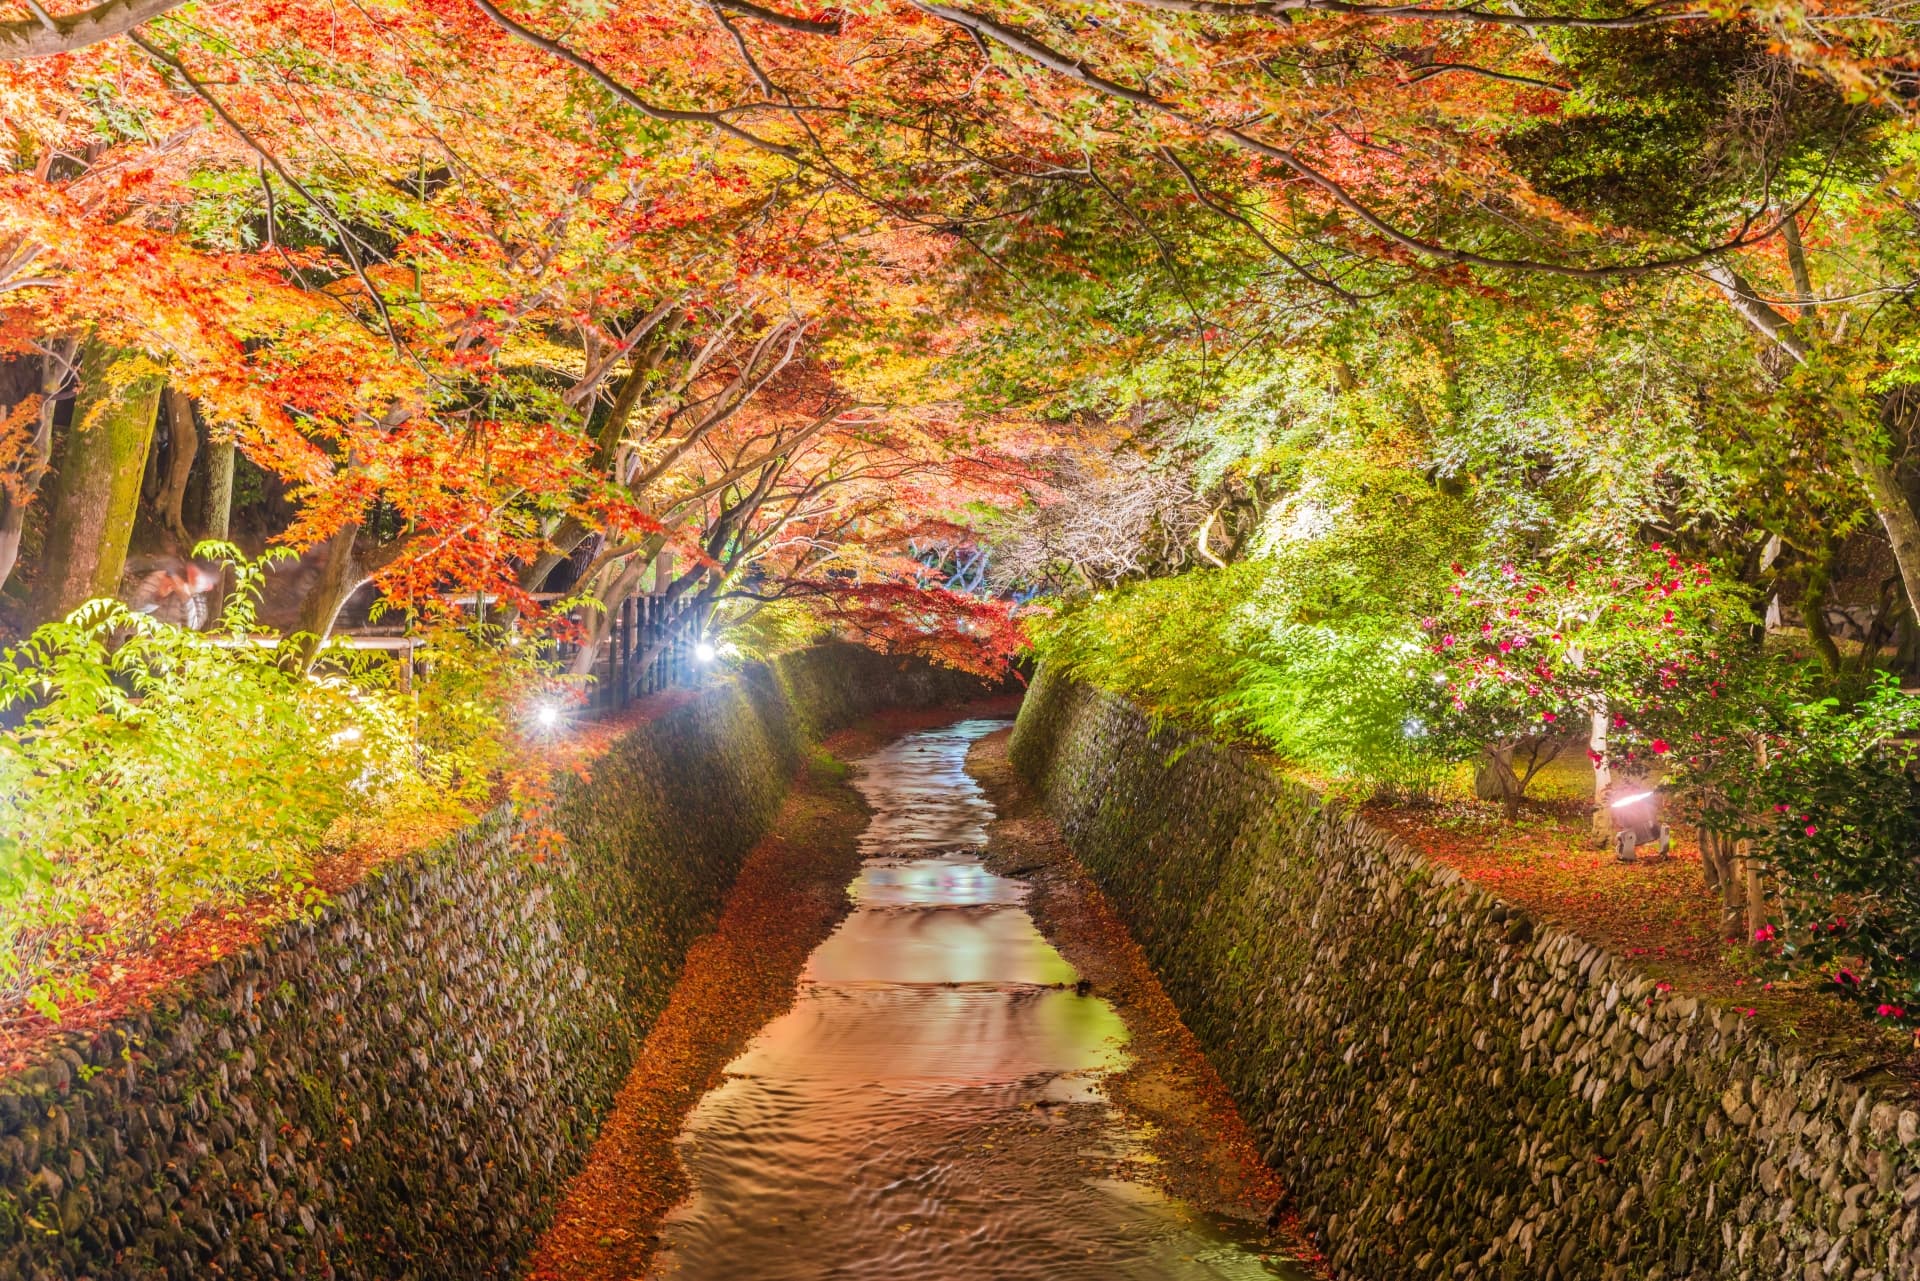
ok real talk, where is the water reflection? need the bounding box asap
[648,719,1307,1280]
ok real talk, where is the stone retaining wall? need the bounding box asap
[0,643,989,1281]
[1010,669,1920,1281]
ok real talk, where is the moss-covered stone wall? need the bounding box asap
[1011,669,1920,1281]
[0,643,990,1281]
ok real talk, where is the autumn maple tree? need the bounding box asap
[5,0,1920,1026]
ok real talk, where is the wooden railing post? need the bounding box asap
[618,596,632,708]
[647,595,660,694]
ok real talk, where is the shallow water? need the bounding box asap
[647,719,1309,1280]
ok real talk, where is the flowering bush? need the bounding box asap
[1421,542,1751,809]
[1672,676,1920,1028]
[0,555,560,1020]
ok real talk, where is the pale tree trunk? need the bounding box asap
[1589,709,1613,844]
[1704,260,1920,632]
[567,553,654,678]
[1843,439,1920,636]
[285,523,364,668]
[1730,838,1768,948]
[31,339,162,623]
[156,386,198,546]
[519,514,590,593]
[1700,829,1741,933]
[295,524,361,636]
[0,336,77,591]
[1474,744,1524,822]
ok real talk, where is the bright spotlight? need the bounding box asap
[694,640,717,664]
[534,704,562,730]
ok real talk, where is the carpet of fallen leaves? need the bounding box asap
[966,729,1328,1276]
[523,697,1019,1281]
[0,687,703,1071]
[1369,798,1920,1091]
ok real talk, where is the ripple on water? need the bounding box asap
[647,719,1310,1281]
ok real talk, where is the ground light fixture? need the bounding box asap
[533,703,563,732]
[1610,787,1671,863]
[694,640,717,664]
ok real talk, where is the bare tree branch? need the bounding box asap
[1400,62,1568,91]
[465,0,802,162]
[128,31,406,353]
[919,0,1790,281]
[0,0,188,61]
[712,0,841,35]
[1120,0,1707,30]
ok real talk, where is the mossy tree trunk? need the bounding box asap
[30,339,162,623]
[199,430,235,618]
[201,434,233,542]
[156,386,198,546]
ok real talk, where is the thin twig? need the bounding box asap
[129,31,405,353]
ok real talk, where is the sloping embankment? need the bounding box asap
[1011,668,1920,1281]
[0,644,989,1281]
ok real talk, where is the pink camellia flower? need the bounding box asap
[1650,541,1663,551]
[1835,970,1858,986]
[1805,824,1818,837]
[1773,803,1790,813]
[1442,634,1456,648]
[1877,1005,1907,1019]
[1650,739,1669,754]
[1541,711,1557,723]
[1497,639,1513,653]
[1753,924,1776,943]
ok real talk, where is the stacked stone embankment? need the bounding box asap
[0,644,990,1281]
[1010,668,1920,1281]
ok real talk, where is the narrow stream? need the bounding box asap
[647,719,1305,1280]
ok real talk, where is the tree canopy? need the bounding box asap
[6,0,1920,1026]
